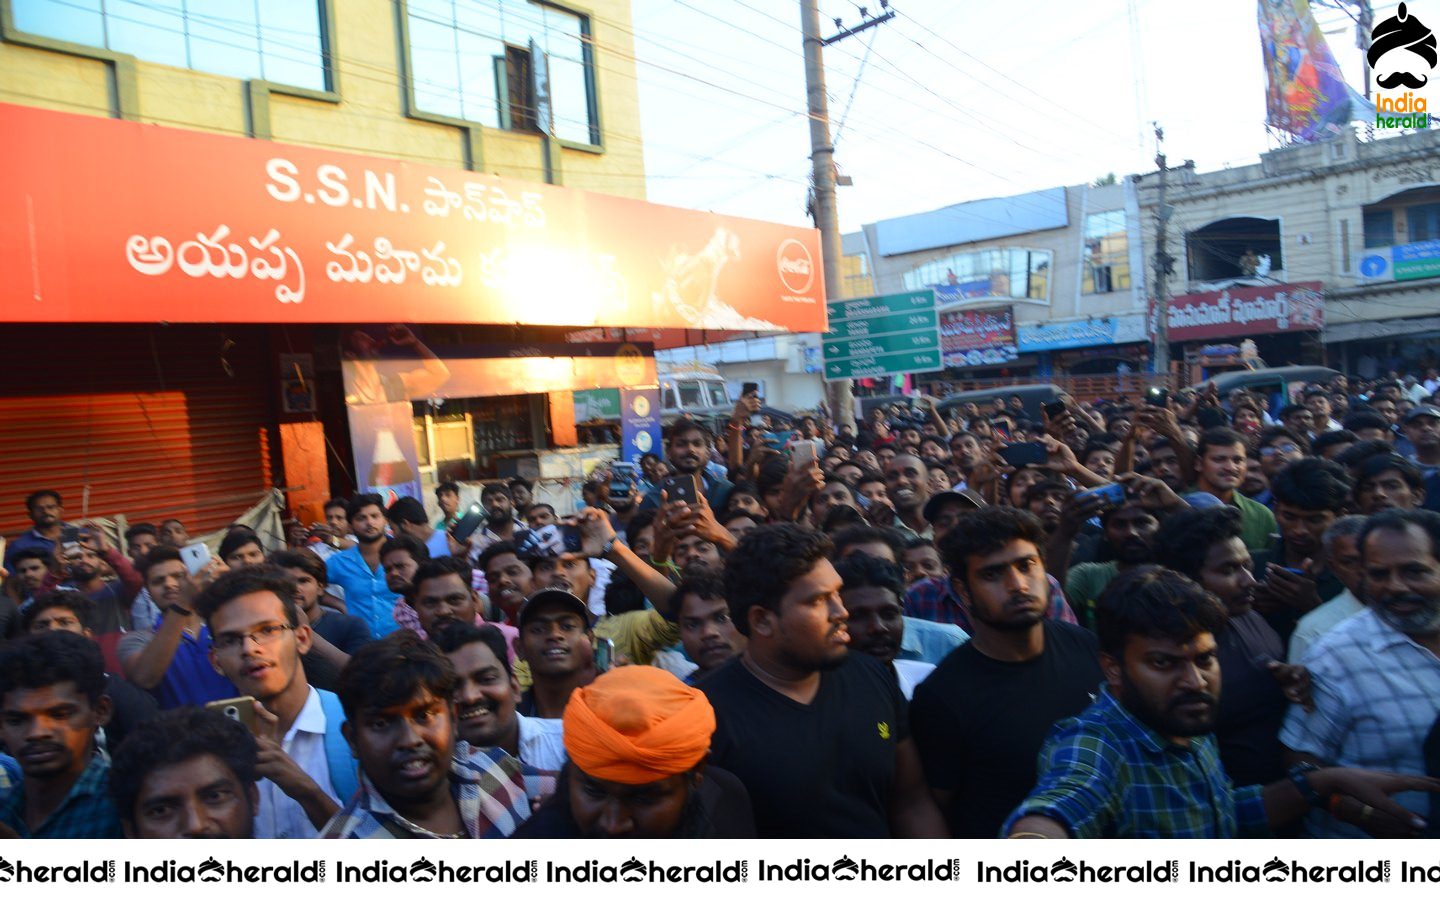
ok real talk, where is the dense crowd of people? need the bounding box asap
[2,370,1440,839]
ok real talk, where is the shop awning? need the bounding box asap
[0,103,825,333]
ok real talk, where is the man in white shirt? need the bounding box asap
[1288,516,1368,663]
[196,567,353,838]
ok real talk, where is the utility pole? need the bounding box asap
[1151,123,1174,380]
[800,0,891,431]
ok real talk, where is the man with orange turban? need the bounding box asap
[515,666,755,837]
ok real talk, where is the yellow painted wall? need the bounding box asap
[0,0,647,198]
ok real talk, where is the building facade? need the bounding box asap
[843,181,1150,383]
[0,0,651,534]
[1134,127,1440,380]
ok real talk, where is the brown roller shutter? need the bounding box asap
[0,325,276,536]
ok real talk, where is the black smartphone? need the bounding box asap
[557,523,583,554]
[997,442,1048,468]
[60,525,81,544]
[609,461,636,502]
[661,474,699,505]
[1146,387,1169,408]
[450,505,486,543]
[1042,400,1066,420]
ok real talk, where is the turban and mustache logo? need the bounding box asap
[1369,3,1437,89]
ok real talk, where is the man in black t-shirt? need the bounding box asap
[910,507,1103,837]
[702,524,947,838]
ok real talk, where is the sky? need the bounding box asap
[620,0,1395,233]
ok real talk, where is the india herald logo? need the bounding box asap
[776,239,814,294]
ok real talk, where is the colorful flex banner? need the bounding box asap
[0,103,825,330]
[938,305,1018,367]
[1167,282,1325,341]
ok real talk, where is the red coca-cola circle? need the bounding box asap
[776,239,814,294]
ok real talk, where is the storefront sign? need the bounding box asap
[1016,314,1147,352]
[1167,282,1324,341]
[1357,241,1440,283]
[620,387,663,462]
[938,305,1018,367]
[0,103,825,330]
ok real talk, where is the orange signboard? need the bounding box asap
[0,103,826,330]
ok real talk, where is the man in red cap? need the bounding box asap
[516,666,754,838]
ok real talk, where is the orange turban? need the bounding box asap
[562,666,716,785]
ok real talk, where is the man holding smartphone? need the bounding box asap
[639,420,733,515]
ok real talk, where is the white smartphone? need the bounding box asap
[180,541,212,576]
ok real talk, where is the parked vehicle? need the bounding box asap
[1199,365,1341,411]
[938,383,1066,421]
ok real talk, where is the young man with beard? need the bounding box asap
[433,623,565,772]
[1282,509,1440,838]
[700,524,947,838]
[1006,567,1440,838]
[326,494,400,639]
[884,453,933,537]
[383,534,432,634]
[639,420,734,514]
[515,589,598,719]
[516,666,755,838]
[197,567,353,837]
[835,553,936,699]
[4,489,68,571]
[407,557,485,638]
[58,527,142,634]
[109,707,259,839]
[0,631,121,837]
[1186,427,1277,552]
[321,632,532,838]
[1251,458,1351,641]
[1155,507,1306,788]
[909,507,1103,838]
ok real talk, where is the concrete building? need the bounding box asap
[1134,128,1440,379]
[842,181,1150,383]
[0,0,653,533]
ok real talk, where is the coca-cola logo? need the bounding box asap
[777,239,814,294]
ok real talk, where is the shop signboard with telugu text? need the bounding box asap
[1357,241,1440,283]
[0,103,825,330]
[1167,282,1324,341]
[938,305,1018,367]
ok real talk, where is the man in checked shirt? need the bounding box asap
[1005,566,1440,838]
[321,631,531,839]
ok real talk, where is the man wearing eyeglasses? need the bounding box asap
[1252,427,1307,509]
[196,566,356,839]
